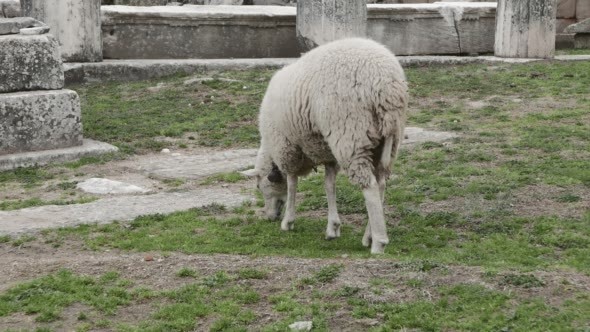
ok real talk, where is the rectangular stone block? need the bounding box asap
[0,90,83,155]
[577,0,590,19]
[557,0,577,18]
[101,5,301,59]
[368,3,497,55]
[22,0,103,62]
[0,0,21,18]
[0,34,64,93]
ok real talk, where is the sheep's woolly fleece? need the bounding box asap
[255,37,408,188]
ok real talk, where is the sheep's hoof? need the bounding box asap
[281,220,294,231]
[362,234,372,247]
[325,224,341,240]
[370,239,388,254]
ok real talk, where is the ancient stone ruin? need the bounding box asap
[296,0,367,50]
[564,17,590,48]
[495,0,558,58]
[0,17,116,170]
[21,0,103,62]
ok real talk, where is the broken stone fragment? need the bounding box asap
[564,18,590,34]
[0,17,48,35]
[76,178,149,195]
[19,26,50,35]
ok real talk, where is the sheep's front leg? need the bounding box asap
[281,174,298,231]
[324,164,341,239]
[362,176,389,254]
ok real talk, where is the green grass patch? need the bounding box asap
[200,171,247,185]
[0,197,97,211]
[0,270,131,322]
[72,70,274,153]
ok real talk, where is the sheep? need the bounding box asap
[243,38,408,254]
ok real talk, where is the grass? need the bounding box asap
[0,197,97,211]
[1,60,589,331]
[71,71,273,154]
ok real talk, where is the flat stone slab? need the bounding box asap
[77,178,149,195]
[0,188,252,236]
[63,55,590,84]
[0,33,64,93]
[0,89,82,155]
[0,17,46,35]
[0,139,118,171]
[404,127,458,145]
[140,149,259,180]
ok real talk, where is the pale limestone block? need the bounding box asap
[0,90,83,155]
[495,0,558,58]
[557,0,576,18]
[296,0,367,50]
[21,0,102,62]
[577,0,590,19]
[0,33,64,93]
[0,0,21,17]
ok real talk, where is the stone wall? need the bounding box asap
[101,3,497,58]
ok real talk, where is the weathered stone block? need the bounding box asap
[0,34,64,93]
[368,3,497,55]
[577,0,590,19]
[564,17,590,48]
[21,0,103,62]
[0,17,47,35]
[102,5,301,59]
[296,0,367,50]
[557,17,577,32]
[495,0,557,58]
[0,90,83,155]
[557,0,576,18]
[0,0,21,18]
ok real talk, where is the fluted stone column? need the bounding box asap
[21,0,102,62]
[296,0,367,51]
[494,0,557,58]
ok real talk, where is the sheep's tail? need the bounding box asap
[377,78,408,170]
[380,136,394,171]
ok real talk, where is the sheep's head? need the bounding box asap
[242,163,287,221]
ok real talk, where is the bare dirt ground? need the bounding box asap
[2,238,590,331]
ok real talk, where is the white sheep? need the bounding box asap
[243,38,408,254]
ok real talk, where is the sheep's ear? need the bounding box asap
[267,163,284,183]
[240,169,259,177]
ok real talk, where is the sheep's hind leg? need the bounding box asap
[281,174,298,231]
[361,177,385,247]
[363,176,389,254]
[324,164,341,239]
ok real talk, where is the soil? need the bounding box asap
[2,238,589,331]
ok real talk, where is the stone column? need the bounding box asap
[494,0,558,58]
[21,0,102,62]
[296,0,367,51]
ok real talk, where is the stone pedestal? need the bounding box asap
[296,0,367,50]
[0,90,83,155]
[0,33,64,93]
[21,0,102,62]
[494,0,557,58]
[0,18,117,169]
